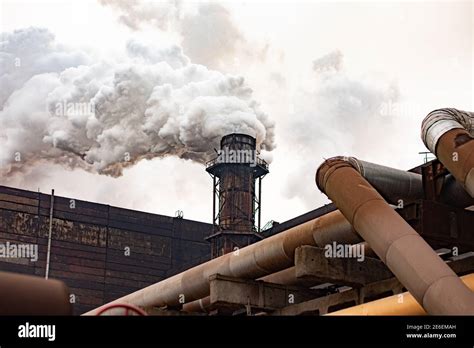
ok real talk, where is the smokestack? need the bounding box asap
[206,133,269,257]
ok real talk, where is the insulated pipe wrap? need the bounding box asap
[421,108,474,197]
[421,108,473,154]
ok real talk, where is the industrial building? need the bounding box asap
[1,108,474,316]
[0,186,212,315]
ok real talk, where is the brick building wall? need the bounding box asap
[0,185,211,314]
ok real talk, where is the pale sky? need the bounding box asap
[0,0,473,225]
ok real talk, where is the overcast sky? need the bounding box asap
[0,0,472,226]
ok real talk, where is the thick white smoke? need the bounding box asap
[0,28,275,178]
[0,27,90,108]
[99,1,250,70]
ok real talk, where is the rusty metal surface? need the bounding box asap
[316,157,474,314]
[420,159,474,207]
[206,133,269,257]
[436,128,474,197]
[0,185,211,314]
[418,199,474,252]
[182,296,212,313]
[421,108,473,158]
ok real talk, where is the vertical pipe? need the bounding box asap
[258,176,262,232]
[45,189,54,280]
[212,175,216,229]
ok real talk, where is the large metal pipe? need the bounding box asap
[182,296,212,313]
[316,157,474,314]
[182,241,375,314]
[0,271,72,315]
[329,273,474,315]
[422,108,474,197]
[85,209,356,315]
[440,173,474,208]
[260,266,299,285]
[343,157,422,205]
[87,158,438,315]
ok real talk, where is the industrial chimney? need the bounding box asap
[205,133,269,258]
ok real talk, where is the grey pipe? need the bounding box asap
[341,156,473,208]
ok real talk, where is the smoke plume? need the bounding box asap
[99,0,245,70]
[0,28,275,178]
[281,50,400,207]
[0,27,90,108]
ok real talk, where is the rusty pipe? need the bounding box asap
[316,157,474,315]
[0,271,72,315]
[329,273,474,315]
[85,209,356,315]
[182,296,212,313]
[422,108,474,197]
[260,266,299,285]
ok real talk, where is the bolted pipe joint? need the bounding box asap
[421,108,474,197]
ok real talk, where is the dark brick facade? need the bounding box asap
[0,185,211,314]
